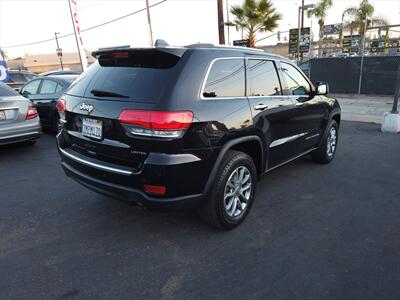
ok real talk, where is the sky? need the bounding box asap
[1,0,400,59]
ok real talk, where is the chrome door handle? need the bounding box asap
[295,102,304,106]
[254,104,268,111]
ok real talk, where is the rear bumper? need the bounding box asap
[57,131,210,210]
[62,162,204,210]
[0,118,41,145]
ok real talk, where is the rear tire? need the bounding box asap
[198,150,257,230]
[311,120,338,164]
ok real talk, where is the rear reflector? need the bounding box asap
[119,110,193,138]
[26,103,38,120]
[144,184,166,196]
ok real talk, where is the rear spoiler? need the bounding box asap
[92,47,187,59]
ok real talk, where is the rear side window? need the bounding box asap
[0,83,18,96]
[203,59,245,98]
[66,50,182,103]
[40,80,58,94]
[247,60,281,96]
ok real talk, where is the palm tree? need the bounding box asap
[342,0,388,54]
[226,0,281,48]
[307,0,333,57]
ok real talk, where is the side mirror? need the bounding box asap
[316,82,329,95]
[21,90,30,98]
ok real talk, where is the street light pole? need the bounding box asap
[145,0,154,46]
[297,6,301,64]
[358,16,368,95]
[54,32,64,70]
[226,0,230,45]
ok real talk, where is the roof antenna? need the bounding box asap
[154,39,169,48]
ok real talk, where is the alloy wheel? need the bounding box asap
[326,126,337,157]
[223,166,252,218]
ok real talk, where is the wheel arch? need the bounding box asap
[203,136,265,196]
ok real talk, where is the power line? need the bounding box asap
[2,0,168,49]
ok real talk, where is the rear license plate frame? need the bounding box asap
[82,117,103,140]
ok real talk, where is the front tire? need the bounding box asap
[199,150,257,230]
[311,120,338,164]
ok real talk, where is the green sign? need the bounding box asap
[289,28,311,54]
[343,35,360,53]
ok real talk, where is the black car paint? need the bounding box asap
[20,75,78,131]
[57,47,340,209]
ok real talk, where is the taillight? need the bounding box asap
[144,184,166,196]
[26,103,38,120]
[56,98,66,122]
[56,98,66,113]
[118,110,193,138]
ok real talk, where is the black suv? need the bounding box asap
[57,43,340,229]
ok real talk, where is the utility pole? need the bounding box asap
[226,0,230,45]
[217,0,225,45]
[145,0,154,46]
[54,32,64,70]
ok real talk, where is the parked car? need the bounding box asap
[20,74,78,132]
[56,43,341,229]
[7,70,38,91]
[0,82,40,146]
[39,70,80,76]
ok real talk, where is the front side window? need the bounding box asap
[247,60,281,96]
[40,80,58,94]
[21,80,41,95]
[203,59,245,98]
[281,62,310,95]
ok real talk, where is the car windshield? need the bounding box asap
[0,82,19,96]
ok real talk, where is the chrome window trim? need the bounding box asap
[59,147,134,176]
[199,57,246,100]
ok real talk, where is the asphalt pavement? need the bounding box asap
[0,121,399,300]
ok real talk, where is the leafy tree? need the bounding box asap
[307,0,333,57]
[342,0,388,54]
[226,0,281,48]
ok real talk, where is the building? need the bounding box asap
[24,50,94,73]
[258,43,289,57]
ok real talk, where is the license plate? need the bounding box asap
[0,111,5,121]
[82,118,103,140]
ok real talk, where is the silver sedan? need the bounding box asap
[0,82,41,145]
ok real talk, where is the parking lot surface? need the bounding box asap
[0,121,399,300]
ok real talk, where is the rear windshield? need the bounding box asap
[0,82,19,96]
[66,50,181,102]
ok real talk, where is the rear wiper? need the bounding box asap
[91,89,128,98]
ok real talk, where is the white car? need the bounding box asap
[0,82,41,145]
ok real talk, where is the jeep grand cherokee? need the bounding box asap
[56,43,340,229]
